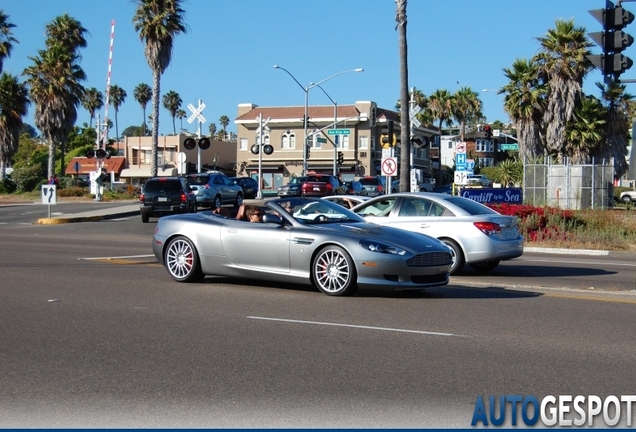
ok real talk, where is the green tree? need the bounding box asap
[208,122,216,138]
[534,19,593,160]
[133,82,152,135]
[396,0,409,192]
[218,115,230,140]
[81,87,103,128]
[0,10,17,74]
[564,95,605,164]
[452,86,482,142]
[500,58,547,162]
[0,73,30,178]
[176,108,186,132]
[162,90,181,135]
[23,43,86,179]
[133,0,187,176]
[595,79,633,178]
[428,89,454,131]
[108,84,127,140]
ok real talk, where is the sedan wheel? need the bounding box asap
[622,195,632,204]
[164,236,204,283]
[234,193,243,208]
[469,260,500,273]
[441,238,465,275]
[312,246,357,296]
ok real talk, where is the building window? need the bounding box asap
[340,134,349,150]
[359,136,368,150]
[476,139,493,152]
[480,158,494,167]
[240,138,247,151]
[448,141,454,149]
[282,130,295,149]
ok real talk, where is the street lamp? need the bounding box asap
[311,83,338,176]
[273,65,363,175]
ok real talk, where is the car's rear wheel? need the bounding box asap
[469,260,500,273]
[164,236,204,283]
[441,238,465,275]
[234,193,243,208]
[312,245,358,296]
[213,195,222,210]
[622,195,632,204]
[141,212,149,223]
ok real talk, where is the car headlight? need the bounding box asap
[360,240,406,255]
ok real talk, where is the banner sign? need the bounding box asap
[459,187,523,204]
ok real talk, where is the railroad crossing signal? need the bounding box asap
[187,101,206,124]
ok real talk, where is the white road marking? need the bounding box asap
[247,316,464,337]
[527,258,636,267]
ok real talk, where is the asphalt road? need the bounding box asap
[1,207,635,427]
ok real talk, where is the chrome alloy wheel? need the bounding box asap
[313,246,357,296]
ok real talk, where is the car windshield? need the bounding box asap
[269,197,365,224]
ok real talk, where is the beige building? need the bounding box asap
[120,134,237,185]
[234,101,439,192]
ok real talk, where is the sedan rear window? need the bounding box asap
[445,197,497,215]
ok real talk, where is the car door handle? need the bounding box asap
[420,224,430,229]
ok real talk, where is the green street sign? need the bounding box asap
[316,137,327,143]
[327,129,350,135]
[500,143,519,151]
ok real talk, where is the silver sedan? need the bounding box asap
[152,197,453,296]
[351,192,524,275]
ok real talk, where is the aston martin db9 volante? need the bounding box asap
[152,197,453,296]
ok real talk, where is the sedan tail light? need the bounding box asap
[326,184,333,192]
[378,185,383,193]
[473,221,501,236]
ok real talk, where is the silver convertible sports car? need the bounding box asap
[152,197,453,296]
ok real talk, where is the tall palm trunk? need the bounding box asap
[151,68,160,177]
[396,0,409,192]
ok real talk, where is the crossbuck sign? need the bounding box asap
[187,101,206,124]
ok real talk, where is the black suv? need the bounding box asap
[229,176,259,199]
[139,177,197,223]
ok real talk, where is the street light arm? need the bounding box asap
[311,83,336,105]
[273,65,306,92]
[308,68,364,90]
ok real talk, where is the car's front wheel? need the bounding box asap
[164,236,204,283]
[469,260,500,273]
[440,238,465,275]
[312,246,358,296]
[234,193,243,208]
[621,195,632,204]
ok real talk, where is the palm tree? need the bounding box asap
[452,86,482,142]
[0,10,17,74]
[81,87,103,128]
[24,15,86,179]
[564,95,606,164]
[218,115,230,140]
[176,108,186,132]
[428,89,454,131]
[162,90,181,134]
[208,122,216,138]
[534,19,593,160]
[108,84,126,140]
[133,0,187,176]
[396,0,409,192]
[0,73,30,178]
[596,79,633,178]
[134,82,152,135]
[500,58,547,162]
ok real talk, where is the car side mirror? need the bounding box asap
[262,213,283,224]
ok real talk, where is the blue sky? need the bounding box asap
[1,0,624,137]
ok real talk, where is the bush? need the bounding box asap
[11,164,45,192]
[0,176,17,193]
[58,186,90,197]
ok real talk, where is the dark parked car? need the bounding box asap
[341,180,367,196]
[278,174,341,197]
[139,176,197,223]
[229,176,259,199]
[186,172,243,209]
[359,176,387,197]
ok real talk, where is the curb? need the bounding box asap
[523,247,610,256]
[36,209,140,225]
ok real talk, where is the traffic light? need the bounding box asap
[588,1,634,79]
[337,151,344,164]
[484,125,492,140]
[387,120,394,144]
